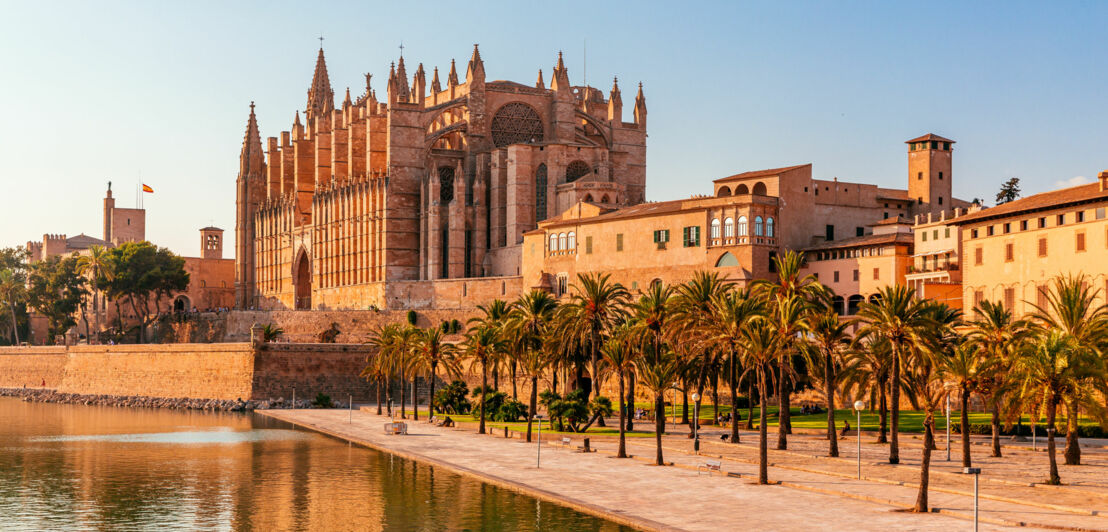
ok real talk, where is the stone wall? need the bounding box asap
[0,347,68,389]
[252,344,376,402]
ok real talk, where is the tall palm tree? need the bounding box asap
[802,310,851,457]
[77,245,111,343]
[1028,274,1108,466]
[506,290,559,442]
[855,284,931,464]
[1011,330,1107,484]
[705,288,763,444]
[673,272,733,433]
[966,299,1028,458]
[464,325,504,434]
[411,327,460,420]
[940,343,992,468]
[740,321,782,484]
[601,329,638,458]
[362,323,400,415]
[635,345,680,466]
[628,282,675,434]
[558,273,630,400]
[841,337,893,443]
[469,299,513,395]
[0,269,23,345]
[908,301,960,513]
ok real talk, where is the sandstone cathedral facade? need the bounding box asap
[235,45,647,310]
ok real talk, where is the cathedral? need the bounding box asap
[235,45,647,310]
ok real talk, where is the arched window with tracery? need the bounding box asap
[766,217,775,237]
[723,217,734,238]
[535,164,548,221]
[549,233,558,252]
[439,166,454,203]
[754,216,764,236]
[490,102,544,147]
[737,215,748,236]
[710,218,721,239]
[565,160,591,182]
[567,232,576,249]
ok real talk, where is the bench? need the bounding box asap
[561,437,572,446]
[697,460,722,476]
[383,422,408,435]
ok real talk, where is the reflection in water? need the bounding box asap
[0,398,630,531]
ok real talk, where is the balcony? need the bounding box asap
[907,262,959,274]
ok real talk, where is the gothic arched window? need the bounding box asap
[490,102,544,148]
[535,164,548,221]
[439,166,455,203]
[565,160,591,182]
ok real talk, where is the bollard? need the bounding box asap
[504,426,509,438]
[583,437,591,452]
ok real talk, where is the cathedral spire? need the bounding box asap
[240,102,264,178]
[447,58,459,87]
[431,66,441,93]
[634,82,647,129]
[343,87,352,109]
[536,68,545,89]
[608,77,623,122]
[305,47,335,123]
[551,51,571,93]
[396,56,411,103]
[466,44,485,84]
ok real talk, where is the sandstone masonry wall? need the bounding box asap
[0,347,68,389]
[57,344,256,400]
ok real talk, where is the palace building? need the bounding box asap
[236,45,647,310]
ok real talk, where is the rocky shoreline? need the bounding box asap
[0,388,345,411]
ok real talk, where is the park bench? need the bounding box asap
[383,422,408,435]
[697,460,722,476]
[561,436,572,446]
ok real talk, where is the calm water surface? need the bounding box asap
[0,398,631,531]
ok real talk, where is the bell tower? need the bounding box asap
[200,227,224,260]
[906,133,954,216]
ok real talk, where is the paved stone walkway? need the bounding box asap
[260,408,1036,531]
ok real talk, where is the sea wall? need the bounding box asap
[0,347,68,389]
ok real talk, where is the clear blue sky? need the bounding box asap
[2,1,1106,257]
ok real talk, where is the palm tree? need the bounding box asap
[1011,330,1107,484]
[966,299,1028,458]
[463,325,505,434]
[740,321,782,484]
[635,345,680,466]
[363,324,398,415]
[601,329,638,458]
[908,301,960,512]
[411,327,459,420]
[469,299,513,395]
[673,271,733,432]
[1028,274,1108,466]
[0,269,23,345]
[855,284,931,464]
[705,288,763,444]
[940,343,992,468]
[506,290,559,442]
[558,273,630,400]
[77,245,111,343]
[802,310,851,457]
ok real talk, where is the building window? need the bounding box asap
[971,229,978,239]
[1057,214,1065,226]
[833,271,840,283]
[1004,288,1015,310]
[549,233,558,252]
[1039,217,1047,229]
[585,236,593,254]
[738,216,749,236]
[559,233,567,250]
[723,217,735,238]
[944,227,951,238]
[1005,243,1014,262]
[754,216,764,236]
[987,226,995,236]
[872,267,880,280]
[1097,207,1106,220]
[557,274,568,295]
[1077,211,1086,223]
[1038,237,1048,257]
[853,269,859,281]
[653,229,670,243]
[767,218,775,238]
[932,229,939,240]
[917,172,923,180]
[1020,220,1028,231]
[975,246,983,265]
[922,232,928,242]
[616,233,623,251]
[567,232,576,250]
[938,196,943,205]
[768,251,777,273]
[938,171,944,180]
[682,226,701,247]
[1037,284,1049,309]
[883,212,889,219]
[825,225,834,241]
[1003,223,1011,234]
[535,164,548,222]
[710,218,721,239]
[973,290,984,314]
[1077,231,1086,252]
[856,227,864,237]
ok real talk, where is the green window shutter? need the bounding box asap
[585,236,592,254]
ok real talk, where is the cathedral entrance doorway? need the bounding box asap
[294,253,311,310]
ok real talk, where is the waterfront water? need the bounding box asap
[0,398,630,531]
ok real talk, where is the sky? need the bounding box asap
[1,1,1106,257]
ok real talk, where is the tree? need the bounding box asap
[601,329,637,458]
[635,345,680,466]
[0,269,25,345]
[802,309,851,457]
[469,299,512,395]
[705,288,763,444]
[506,290,559,442]
[102,242,188,342]
[77,245,112,342]
[908,301,960,513]
[842,337,893,443]
[940,343,992,468]
[996,177,1021,205]
[1011,330,1106,484]
[26,255,87,343]
[855,284,931,464]
[411,326,459,420]
[966,299,1028,458]
[557,273,629,401]
[740,321,783,484]
[1028,274,1108,466]
[673,271,733,435]
[463,325,505,434]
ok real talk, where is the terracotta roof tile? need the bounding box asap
[905,133,955,144]
[803,232,913,252]
[950,183,1108,225]
[870,215,911,226]
[713,163,811,183]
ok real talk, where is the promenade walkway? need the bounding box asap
[260,408,1040,531]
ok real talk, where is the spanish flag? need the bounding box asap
[142,184,154,193]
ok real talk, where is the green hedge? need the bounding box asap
[951,422,1106,438]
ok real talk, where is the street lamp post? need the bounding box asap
[964,467,981,532]
[691,392,701,455]
[535,414,544,468]
[854,400,865,480]
[946,393,951,461]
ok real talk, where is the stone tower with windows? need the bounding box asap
[200,227,224,260]
[906,133,954,216]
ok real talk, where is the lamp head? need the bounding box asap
[853,400,865,410]
[691,392,700,401]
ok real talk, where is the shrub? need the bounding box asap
[406,310,418,326]
[440,321,450,333]
[434,380,471,414]
[496,399,528,422]
[313,393,334,408]
[450,319,461,333]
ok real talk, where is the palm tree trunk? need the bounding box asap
[625,373,636,432]
[590,329,599,400]
[411,376,418,420]
[729,353,740,443]
[692,381,704,437]
[711,372,719,424]
[777,358,788,450]
[914,411,934,512]
[781,375,793,434]
[961,386,971,468]
[385,377,392,416]
[824,352,838,457]
[1064,399,1081,465]
[991,399,1002,458]
[479,359,488,434]
[399,368,406,419]
[617,369,627,458]
[1047,397,1060,485]
[878,375,888,443]
[9,304,20,345]
[376,378,383,415]
[511,360,518,398]
[654,392,665,466]
[526,376,538,443]
[758,371,769,485]
[493,365,499,391]
[428,362,438,419]
[745,382,755,430]
[889,344,901,464]
[681,387,690,425]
